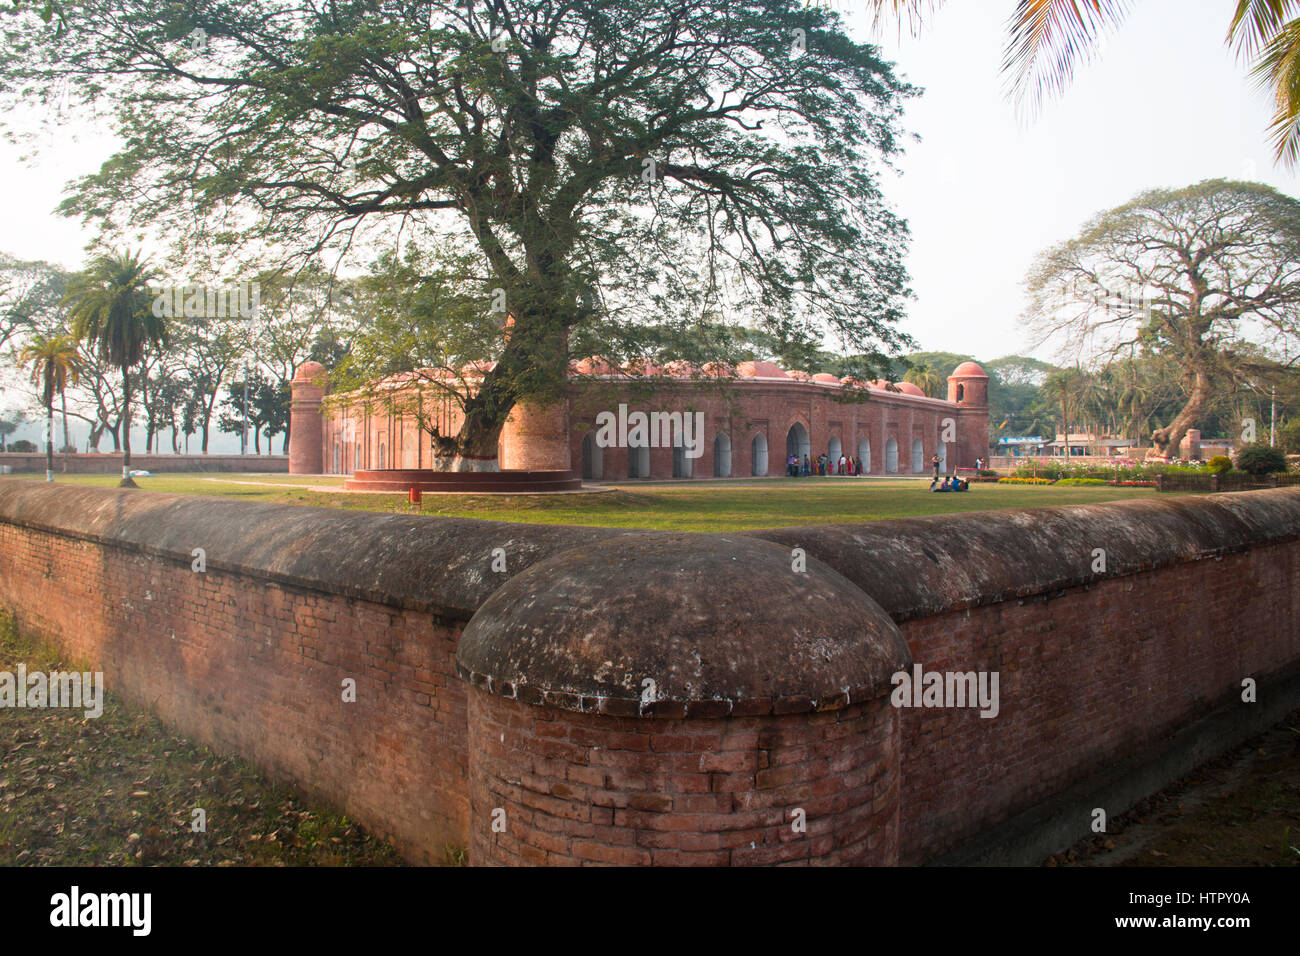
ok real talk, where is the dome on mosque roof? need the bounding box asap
[293,361,325,382]
[737,361,788,378]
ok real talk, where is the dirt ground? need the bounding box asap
[0,611,410,867]
[1048,709,1300,867]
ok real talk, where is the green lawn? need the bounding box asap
[1,472,1160,531]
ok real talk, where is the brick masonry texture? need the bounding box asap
[1,482,1298,865]
[300,367,991,477]
[467,695,899,866]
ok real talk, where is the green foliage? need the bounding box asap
[64,250,165,374]
[1235,443,1288,475]
[1208,455,1234,473]
[1281,417,1300,454]
[1,0,920,458]
[8,439,36,452]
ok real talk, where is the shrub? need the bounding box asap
[1235,443,1288,476]
[976,469,999,477]
[1207,455,1233,474]
[7,440,36,453]
[997,476,1053,484]
[1055,477,1107,486]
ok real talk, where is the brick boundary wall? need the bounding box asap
[1,481,1298,864]
[0,453,288,474]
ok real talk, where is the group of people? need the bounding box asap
[786,453,864,477]
[931,475,970,492]
[929,453,969,492]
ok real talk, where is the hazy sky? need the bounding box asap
[1,0,1297,427]
[868,0,1300,360]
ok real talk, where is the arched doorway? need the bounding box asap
[751,433,768,476]
[911,438,924,473]
[885,437,898,473]
[582,432,603,480]
[628,442,650,478]
[713,433,732,477]
[827,435,842,468]
[937,442,947,473]
[785,422,810,466]
[672,440,693,478]
[858,438,871,473]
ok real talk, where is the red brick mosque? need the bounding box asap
[288,359,990,481]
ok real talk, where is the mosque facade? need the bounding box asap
[288,359,990,480]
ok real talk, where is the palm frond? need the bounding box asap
[1228,0,1300,58]
[1002,0,1136,116]
[1249,17,1300,167]
[866,0,946,38]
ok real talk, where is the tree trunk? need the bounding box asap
[1150,368,1211,460]
[60,390,70,471]
[434,395,507,472]
[44,401,54,482]
[201,394,218,453]
[120,366,135,486]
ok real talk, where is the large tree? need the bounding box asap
[1025,179,1300,460]
[1,0,916,471]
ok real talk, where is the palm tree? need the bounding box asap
[64,250,166,487]
[17,333,81,481]
[873,1,1300,168]
[1045,366,1086,458]
[903,362,946,398]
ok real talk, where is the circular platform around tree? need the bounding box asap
[344,469,583,493]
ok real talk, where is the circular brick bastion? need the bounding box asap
[456,532,913,866]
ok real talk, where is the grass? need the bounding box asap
[1,471,1160,531]
[0,608,405,867]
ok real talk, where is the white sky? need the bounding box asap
[2,0,1297,445]
[867,0,1300,359]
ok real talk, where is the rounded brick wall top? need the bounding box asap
[456,533,910,717]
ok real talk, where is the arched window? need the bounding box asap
[582,432,603,480]
[672,439,693,478]
[751,433,768,476]
[956,383,965,403]
[713,433,732,477]
[628,442,650,478]
[379,442,386,469]
[785,422,810,463]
